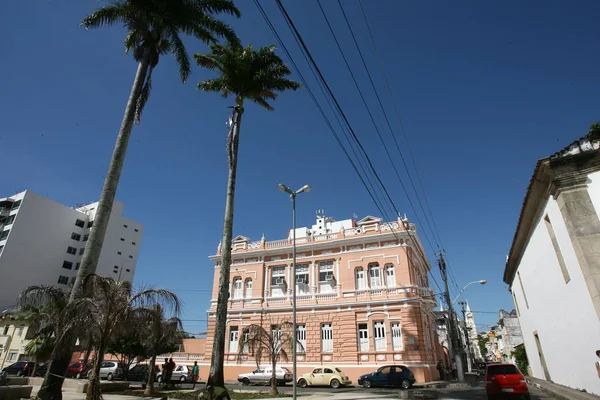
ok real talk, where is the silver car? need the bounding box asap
[156,365,192,383]
[87,361,124,381]
[237,366,292,386]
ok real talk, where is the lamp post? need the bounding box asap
[451,280,487,306]
[278,183,311,400]
[450,280,486,377]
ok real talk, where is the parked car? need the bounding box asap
[485,363,530,400]
[87,361,125,381]
[1,361,46,377]
[128,364,152,382]
[237,366,292,386]
[297,366,351,389]
[358,365,415,389]
[66,362,90,379]
[156,365,192,383]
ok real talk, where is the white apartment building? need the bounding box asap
[505,131,600,395]
[0,190,143,312]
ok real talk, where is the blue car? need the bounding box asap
[358,365,415,389]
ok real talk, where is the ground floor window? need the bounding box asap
[296,324,306,352]
[321,323,333,352]
[229,326,239,353]
[391,322,402,350]
[358,323,369,352]
[374,321,386,351]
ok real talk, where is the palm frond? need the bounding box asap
[196,0,241,18]
[81,4,129,30]
[165,28,190,82]
[195,42,300,110]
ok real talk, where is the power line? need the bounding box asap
[253,0,444,297]
[315,0,436,252]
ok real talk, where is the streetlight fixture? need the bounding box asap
[278,183,311,400]
[451,280,486,306]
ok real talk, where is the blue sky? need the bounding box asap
[2,0,600,335]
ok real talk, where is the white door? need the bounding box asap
[358,324,369,352]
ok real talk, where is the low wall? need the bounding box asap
[6,377,28,386]
[28,376,86,389]
[76,381,129,394]
[0,385,33,400]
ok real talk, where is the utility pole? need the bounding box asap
[438,253,464,382]
[459,301,473,373]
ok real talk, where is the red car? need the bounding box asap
[485,363,530,400]
[66,362,90,379]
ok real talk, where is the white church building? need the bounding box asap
[504,129,600,395]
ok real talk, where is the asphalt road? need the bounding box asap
[126,381,560,399]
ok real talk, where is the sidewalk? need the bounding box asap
[527,376,600,400]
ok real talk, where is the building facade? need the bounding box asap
[504,130,600,395]
[496,309,523,364]
[0,190,143,312]
[0,311,33,370]
[204,214,441,383]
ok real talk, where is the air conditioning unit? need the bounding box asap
[325,275,334,282]
[296,278,305,284]
[275,278,285,285]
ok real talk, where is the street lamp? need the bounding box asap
[451,280,486,306]
[278,183,311,400]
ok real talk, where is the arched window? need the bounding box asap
[245,278,253,299]
[355,267,365,290]
[385,264,395,287]
[369,263,381,288]
[232,277,243,299]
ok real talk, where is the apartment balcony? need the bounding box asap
[156,352,204,362]
[0,335,10,349]
[0,207,10,219]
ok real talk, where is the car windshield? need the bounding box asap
[488,365,519,375]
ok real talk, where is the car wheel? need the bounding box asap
[180,376,186,382]
[87,371,92,379]
[17,371,23,377]
[76,373,81,379]
[107,373,113,381]
[157,375,163,383]
[362,379,372,388]
[298,378,308,388]
[242,377,250,386]
[400,379,411,389]
[278,380,286,386]
[330,379,340,389]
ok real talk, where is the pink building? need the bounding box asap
[204,213,442,383]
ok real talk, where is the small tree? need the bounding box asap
[239,322,298,396]
[24,335,55,377]
[512,345,529,375]
[138,304,182,395]
[107,328,148,380]
[478,334,490,361]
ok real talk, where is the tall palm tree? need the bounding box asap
[238,322,298,395]
[72,0,241,300]
[137,304,183,395]
[194,41,300,388]
[78,275,181,400]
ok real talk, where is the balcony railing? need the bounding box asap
[157,352,204,362]
[223,220,413,253]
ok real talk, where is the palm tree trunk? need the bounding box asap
[207,103,244,388]
[35,331,74,400]
[70,50,151,302]
[87,335,108,400]
[143,354,158,396]
[270,358,278,395]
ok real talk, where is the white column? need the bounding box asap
[311,261,317,296]
[263,265,269,298]
[287,262,292,296]
[335,258,341,295]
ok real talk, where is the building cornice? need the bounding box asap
[210,230,431,270]
[503,148,600,286]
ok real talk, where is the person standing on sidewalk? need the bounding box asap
[192,361,200,389]
[437,360,445,380]
[452,360,458,380]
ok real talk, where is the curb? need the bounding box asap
[526,378,569,400]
